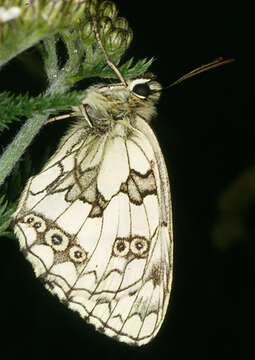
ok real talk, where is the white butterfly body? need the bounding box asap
[13,77,173,346]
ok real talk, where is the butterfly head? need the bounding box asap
[79,76,162,130]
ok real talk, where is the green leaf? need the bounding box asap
[68,57,154,83]
[0,90,85,129]
[118,57,154,78]
[0,195,16,237]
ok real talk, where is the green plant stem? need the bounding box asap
[0,113,46,186]
[42,36,59,83]
[0,29,51,69]
[0,71,78,187]
[0,25,89,187]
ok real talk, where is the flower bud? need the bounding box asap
[66,0,87,24]
[0,23,8,44]
[2,0,22,6]
[41,0,65,28]
[21,0,40,28]
[105,28,125,53]
[82,18,95,44]
[98,1,117,20]
[124,28,133,49]
[98,16,112,37]
[114,17,129,31]
[84,0,98,18]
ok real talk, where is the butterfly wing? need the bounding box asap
[13,117,173,346]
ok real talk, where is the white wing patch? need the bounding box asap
[13,113,173,346]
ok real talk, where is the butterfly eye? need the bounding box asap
[132,83,151,98]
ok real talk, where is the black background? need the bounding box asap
[0,1,253,359]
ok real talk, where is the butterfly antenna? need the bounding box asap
[92,19,127,86]
[166,57,235,88]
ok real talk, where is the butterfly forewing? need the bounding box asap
[13,78,173,346]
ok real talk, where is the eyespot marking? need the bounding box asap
[130,237,149,257]
[23,213,46,232]
[69,245,87,263]
[45,228,69,251]
[113,239,130,257]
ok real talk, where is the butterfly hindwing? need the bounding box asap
[13,78,173,346]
